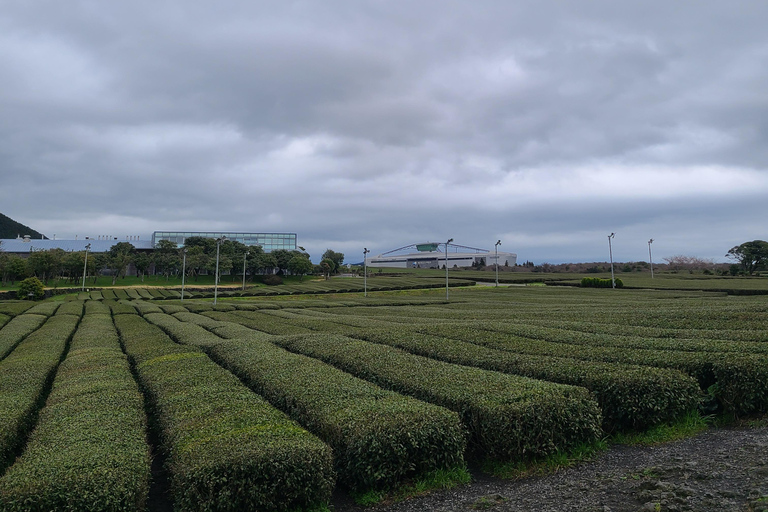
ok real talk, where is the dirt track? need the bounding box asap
[333,425,768,512]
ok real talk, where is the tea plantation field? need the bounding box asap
[0,285,765,511]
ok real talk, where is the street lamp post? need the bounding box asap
[242,251,249,291]
[608,233,616,289]
[363,248,370,297]
[181,248,187,301]
[213,236,226,305]
[81,243,91,292]
[445,238,453,300]
[648,239,654,279]
[494,240,501,287]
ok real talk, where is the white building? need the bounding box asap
[365,242,517,269]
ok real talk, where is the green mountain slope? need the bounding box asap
[0,212,46,239]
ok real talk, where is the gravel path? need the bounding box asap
[333,426,768,512]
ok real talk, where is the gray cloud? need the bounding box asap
[1,1,766,264]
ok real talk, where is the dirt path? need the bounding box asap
[333,425,768,512]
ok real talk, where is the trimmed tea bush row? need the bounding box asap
[0,314,80,471]
[581,277,623,288]
[271,333,603,461]
[113,314,334,511]
[422,323,767,415]
[0,314,47,361]
[24,302,61,316]
[218,310,314,335]
[354,328,700,431]
[146,312,467,490]
[450,320,768,355]
[0,312,151,511]
[0,314,8,329]
[0,303,34,317]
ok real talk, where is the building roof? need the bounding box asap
[0,238,153,253]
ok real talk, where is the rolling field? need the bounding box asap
[0,284,766,510]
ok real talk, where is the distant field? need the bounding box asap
[0,284,766,509]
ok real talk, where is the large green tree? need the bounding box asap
[726,240,768,275]
[107,242,135,285]
[322,249,344,272]
[287,255,313,281]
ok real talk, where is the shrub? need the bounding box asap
[147,312,467,490]
[356,328,701,431]
[16,277,44,300]
[271,334,603,462]
[263,274,284,286]
[0,313,151,511]
[113,314,335,511]
[0,314,47,361]
[581,277,623,288]
[0,314,80,471]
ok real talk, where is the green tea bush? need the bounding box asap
[0,313,151,511]
[272,334,603,461]
[113,314,334,511]
[153,312,467,489]
[55,300,84,316]
[0,314,80,471]
[581,277,623,288]
[131,300,164,315]
[0,303,34,317]
[0,314,47,361]
[24,302,60,316]
[107,300,138,315]
[202,333,466,490]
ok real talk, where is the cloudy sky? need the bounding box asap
[1,1,766,264]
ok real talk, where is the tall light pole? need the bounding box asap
[608,233,616,289]
[242,251,249,291]
[494,240,501,287]
[445,238,453,300]
[181,248,187,301]
[363,248,370,297]
[81,243,91,292]
[648,239,654,279]
[213,236,226,305]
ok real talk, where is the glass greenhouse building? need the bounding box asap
[152,231,297,252]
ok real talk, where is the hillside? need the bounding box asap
[0,212,46,239]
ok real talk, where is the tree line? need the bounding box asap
[1,237,346,287]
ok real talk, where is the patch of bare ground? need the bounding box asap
[333,425,768,512]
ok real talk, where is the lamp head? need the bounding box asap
[447,238,453,244]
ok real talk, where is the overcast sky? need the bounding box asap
[1,1,766,264]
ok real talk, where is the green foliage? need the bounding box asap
[0,313,47,361]
[0,314,80,472]
[17,276,44,300]
[0,313,151,511]
[726,240,768,275]
[270,334,603,462]
[581,277,623,288]
[355,327,701,432]
[151,312,468,491]
[114,314,335,511]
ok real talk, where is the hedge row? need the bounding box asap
[271,333,603,461]
[216,310,314,335]
[449,320,768,356]
[107,300,138,315]
[0,314,47,361]
[24,302,61,316]
[421,323,767,415]
[113,314,334,511]
[581,277,623,288]
[0,314,80,472]
[55,300,84,317]
[355,328,701,431]
[146,312,467,490]
[0,313,151,511]
[0,303,34,317]
[0,314,8,330]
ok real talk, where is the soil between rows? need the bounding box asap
[333,425,768,512]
